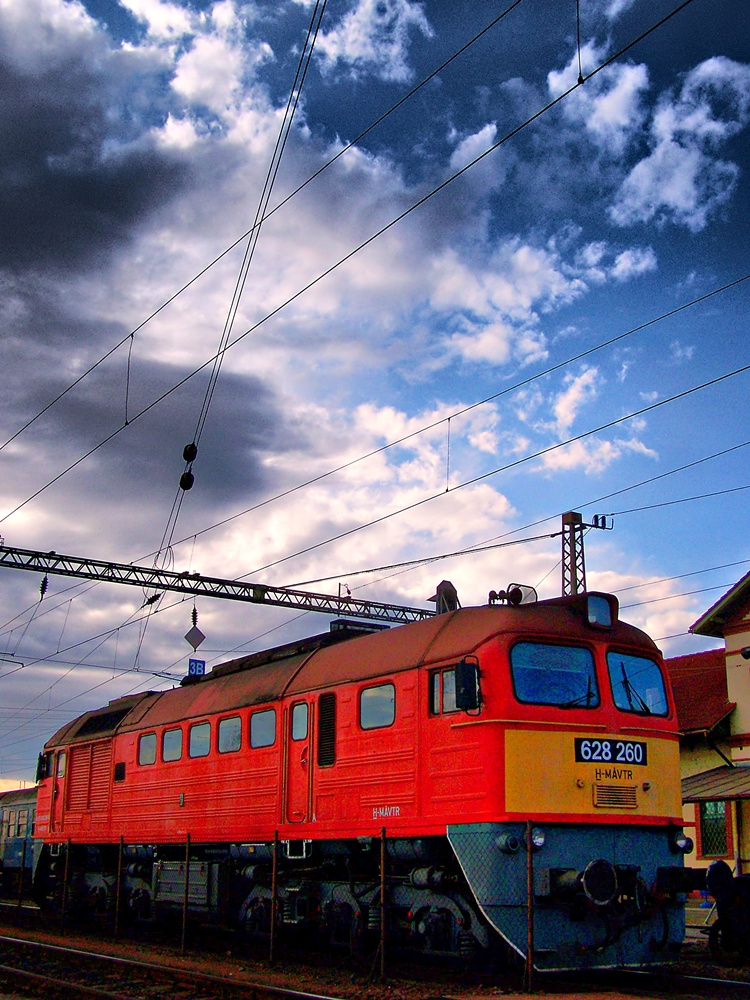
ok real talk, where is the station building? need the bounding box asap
[664,568,750,875]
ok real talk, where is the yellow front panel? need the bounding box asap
[504,729,681,818]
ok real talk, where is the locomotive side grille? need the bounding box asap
[67,745,92,811]
[89,742,112,811]
[317,693,336,767]
[593,784,637,809]
[66,742,112,813]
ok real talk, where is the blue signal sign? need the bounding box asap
[188,658,206,676]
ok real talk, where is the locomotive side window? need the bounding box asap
[510,642,599,707]
[162,727,183,762]
[56,751,67,778]
[360,683,395,730]
[430,668,458,714]
[250,709,276,748]
[292,703,308,741]
[189,721,211,758]
[138,733,157,765]
[218,716,242,753]
[317,693,336,767]
[607,652,668,716]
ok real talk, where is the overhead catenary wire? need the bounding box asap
[243,361,750,579]
[0,0,703,527]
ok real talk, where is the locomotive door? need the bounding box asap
[50,749,67,833]
[285,701,312,823]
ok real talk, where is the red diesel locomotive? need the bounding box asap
[33,590,695,970]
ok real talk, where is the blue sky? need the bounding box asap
[0,0,748,784]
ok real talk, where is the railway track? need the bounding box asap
[0,924,748,1000]
[0,934,345,1000]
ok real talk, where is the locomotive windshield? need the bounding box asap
[607,651,668,716]
[510,642,599,708]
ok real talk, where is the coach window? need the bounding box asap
[360,683,395,730]
[430,668,458,715]
[250,709,276,749]
[17,809,28,839]
[6,811,17,838]
[292,703,308,741]
[138,732,157,765]
[607,651,668,716]
[162,727,182,762]
[219,716,242,754]
[510,642,599,708]
[189,721,211,758]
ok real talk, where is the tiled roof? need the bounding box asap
[664,648,735,734]
[682,764,750,802]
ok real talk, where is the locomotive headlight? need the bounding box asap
[670,830,694,854]
[495,832,521,854]
[531,827,546,850]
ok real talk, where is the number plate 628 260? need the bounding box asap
[574,737,647,766]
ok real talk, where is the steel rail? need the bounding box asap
[0,933,348,1000]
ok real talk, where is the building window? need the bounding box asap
[699,800,729,858]
[360,683,395,730]
[138,733,157,766]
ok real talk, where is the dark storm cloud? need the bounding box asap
[2,343,311,519]
[0,32,188,273]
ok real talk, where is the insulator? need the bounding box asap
[183,442,198,462]
[179,471,195,491]
[39,575,49,600]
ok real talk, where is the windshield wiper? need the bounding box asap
[560,674,595,709]
[620,663,651,714]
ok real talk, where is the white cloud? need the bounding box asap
[610,56,750,231]
[552,367,600,436]
[548,42,649,156]
[449,122,497,171]
[316,0,433,82]
[610,246,657,281]
[0,0,102,72]
[118,0,192,40]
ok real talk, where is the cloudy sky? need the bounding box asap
[0,0,748,785]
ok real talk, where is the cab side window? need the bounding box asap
[162,728,183,762]
[360,683,395,730]
[250,709,276,749]
[218,716,242,754]
[138,733,157,765]
[189,721,211,758]
[430,668,458,714]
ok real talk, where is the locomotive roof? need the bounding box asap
[45,595,657,747]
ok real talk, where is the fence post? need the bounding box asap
[181,833,191,955]
[524,821,534,993]
[113,836,124,940]
[270,832,279,966]
[380,827,386,980]
[17,839,27,909]
[60,839,71,933]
